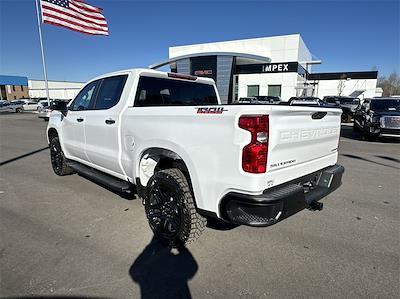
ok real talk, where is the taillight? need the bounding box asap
[239,115,269,173]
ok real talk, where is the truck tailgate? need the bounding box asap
[267,107,341,172]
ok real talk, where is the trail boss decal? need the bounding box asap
[196,107,228,114]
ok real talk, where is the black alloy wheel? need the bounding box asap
[49,137,74,176]
[50,140,63,174]
[147,185,182,241]
[144,168,206,247]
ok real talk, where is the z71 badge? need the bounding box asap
[196,107,228,114]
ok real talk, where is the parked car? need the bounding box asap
[23,100,39,111]
[0,102,24,113]
[323,96,360,122]
[47,69,344,247]
[235,96,281,104]
[38,100,71,121]
[38,100,54,120]
[37,99,52,112]
[288,96,322,106]
[353,98,400,139]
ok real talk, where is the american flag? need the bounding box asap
[40,0,109,36]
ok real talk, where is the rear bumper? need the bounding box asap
[220,164,344,226]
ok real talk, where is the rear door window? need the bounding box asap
[134,76,218,107]
[94,75,128,110]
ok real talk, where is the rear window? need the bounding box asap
[134,76,218,107]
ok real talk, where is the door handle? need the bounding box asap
[76,118,84,122]
[105,119,115,125]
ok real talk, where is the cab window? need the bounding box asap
[134,76,218,107]
[69,80,99,111]
[94,75,128,110]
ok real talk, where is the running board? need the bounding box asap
[66,160,131,193]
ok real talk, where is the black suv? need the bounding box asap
[323,96,360,122]
[353,98,400,140]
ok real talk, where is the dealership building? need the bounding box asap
[151,34,381,104]
[28,79,84,100]
[0,75,84,101]
[2,34,381,104]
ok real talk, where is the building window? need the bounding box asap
[12,85,16,92]
[233,75,239,102]
[268,85,281,97]
[247,85,259,97]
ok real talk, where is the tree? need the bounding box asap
[337,74,347,96]
[378,72,400,96]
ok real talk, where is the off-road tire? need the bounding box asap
[144,168,206,247]
[49,137,74,176]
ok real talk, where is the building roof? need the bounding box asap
[0,75,28,86]
[149,52,271,70]
[308,71,378,80]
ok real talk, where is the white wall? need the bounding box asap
[297,36,313,69]
[314,79,378,99]
[238,73,299,101]
[28,80,85,100]
[169,34,308,63]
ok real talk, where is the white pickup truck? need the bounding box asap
[47,69,344,247]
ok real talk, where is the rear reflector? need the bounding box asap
[168,72,197,81]
[239,115,269,173]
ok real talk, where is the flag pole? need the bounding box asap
[35,0,50,106]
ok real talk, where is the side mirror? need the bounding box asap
[52,101,68,116]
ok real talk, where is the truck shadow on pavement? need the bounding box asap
[0,146,49,166]
[206,218,239,231]
[130,237,198,299]
[340,153,400,170]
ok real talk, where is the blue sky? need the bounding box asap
[0,0,399,82]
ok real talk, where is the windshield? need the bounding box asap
[370,99,400,111]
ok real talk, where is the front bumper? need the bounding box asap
[220,164,345,226]
[368,125,400,138]
[379,128,400,138]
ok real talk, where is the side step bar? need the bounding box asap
[66,160,132,193]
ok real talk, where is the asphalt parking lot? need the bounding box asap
[0,113,399,299]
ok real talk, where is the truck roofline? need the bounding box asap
[87,68,216,85]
